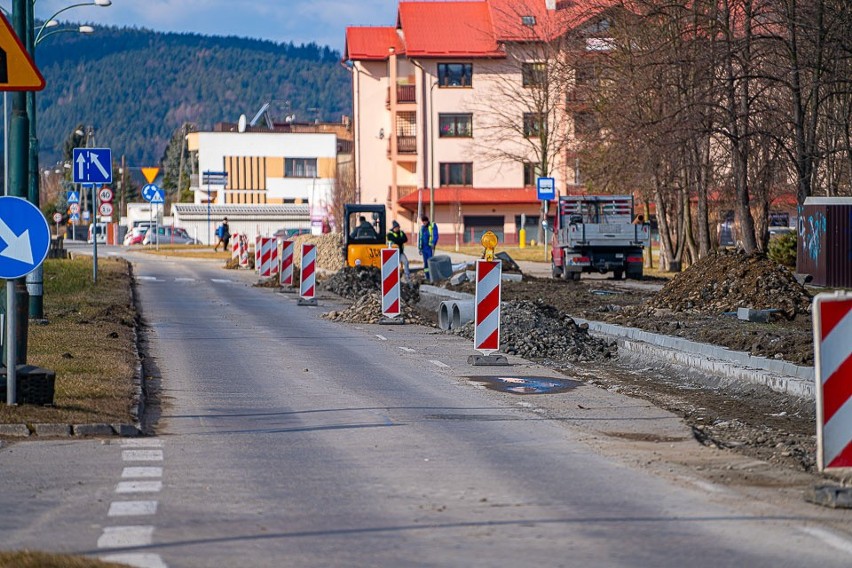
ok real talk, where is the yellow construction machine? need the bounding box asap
[342,204,387,268]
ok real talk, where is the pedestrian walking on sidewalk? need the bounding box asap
[214,217,230,252]
[387,220,411,282]
[418,215,438,281]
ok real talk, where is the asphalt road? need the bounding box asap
[1,248,851,567]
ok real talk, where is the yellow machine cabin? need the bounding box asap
[343,204,386,268]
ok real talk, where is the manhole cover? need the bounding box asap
[466,376,580,395]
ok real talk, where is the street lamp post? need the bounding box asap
[22,0,110,318]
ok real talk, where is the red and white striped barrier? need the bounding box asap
[300,243,316,300]
[254,235,262,273]
[258,237,278,278]
[814,292,852,471]
[279,239,294,286]
[473,260,502,354]
[231,234,240,261]
[238,234,249,268]
[381,248,401,318]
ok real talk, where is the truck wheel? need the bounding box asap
[627,271,643,280]
[613,270,623,280]
[551,262,562,279]
[571,272,581,281]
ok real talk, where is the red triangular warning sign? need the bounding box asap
[0,13,45,91]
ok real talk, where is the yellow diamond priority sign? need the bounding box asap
[0,13,45,91]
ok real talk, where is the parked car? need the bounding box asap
[272,227,311,239]
[123,226,148,246]
[142,226,198,245]
[87,223,108,244]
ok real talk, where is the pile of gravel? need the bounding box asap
[322,266,420,304]
[642,250,811,318]
[323,292,426,325]
[451,299,616,363]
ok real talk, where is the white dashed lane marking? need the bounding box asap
[211,278,235,284]
[429,360,450,369]
[122,467,163,478]
[376,334,387,341]
[108,501,158,517]
[97,525,154,548]
[122,449,163,462]
[174,278,196,282]
[121,439,162,448]
[116,481,163,493]
[136,276,160,282]
[398,347,415,352]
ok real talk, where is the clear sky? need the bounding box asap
[32,0,401,53]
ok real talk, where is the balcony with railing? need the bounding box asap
[386,84,417,108]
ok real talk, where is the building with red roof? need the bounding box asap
[344,0,611,245]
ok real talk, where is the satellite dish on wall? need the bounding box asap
[238,114,247,133]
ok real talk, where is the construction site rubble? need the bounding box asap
[638,250,811,319]
[323,293,426,325]
[450,299,617,363]
[322,266,420,304]
[291,233,345,272]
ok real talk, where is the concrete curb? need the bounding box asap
[419,287,816,400]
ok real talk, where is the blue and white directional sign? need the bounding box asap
[0,196,50,279]
[67,190,80,204]
[73,147,112,184]
[536,177,555,201]
[70,213,80,223]
[142,183,165,204]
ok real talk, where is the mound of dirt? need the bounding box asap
[642,250,811,318]
[290,233,345,271]
[322,266,420,304]
[323,293,426,325]
[451,299,617,363]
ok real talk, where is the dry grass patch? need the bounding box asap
[0,257,138,425]
[136,244,228,261]
[0,551,127,568]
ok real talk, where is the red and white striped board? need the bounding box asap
[258,237,278,278]
[474,260,502,355]
[381,248,401,318]
[814,292,852,472]
[300,243,316,299]
[238,235,249,268]
[231,234,240,260]
[254,236,262,273]
[279,239,294,286]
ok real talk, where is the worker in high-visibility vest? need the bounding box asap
[418,215,439,281]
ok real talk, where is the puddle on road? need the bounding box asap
[466,376,581,395]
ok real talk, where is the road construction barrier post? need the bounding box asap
[279,239,295,288]
[231,235,240,261]
[258,237,278,279]
[468,259,508,366]
[238,234,249,268]
[298,243,318,306]
[380,248,403,324]
[255,235,261,273]
[813,291,852,472]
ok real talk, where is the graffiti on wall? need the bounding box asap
[798,207,827,261]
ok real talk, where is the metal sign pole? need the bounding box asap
[91,185,98,283]
[6,280,16,405]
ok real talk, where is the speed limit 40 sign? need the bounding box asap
[52,212,62,223]
[98,188,113,203]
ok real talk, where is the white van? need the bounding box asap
[87,223,108,244]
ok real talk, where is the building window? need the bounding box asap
[439,162,473,186]
[521,15,536,27]
[439,113,473,137]
[523,113,544,137]
[285,158,317,178]
[522,62,546,87]
[523,162,542,187]
[438,63,473,87]
[573,112,600,138]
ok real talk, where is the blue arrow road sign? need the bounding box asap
[73,147,112,184]
[142,183,165,204]
[67,190,80,204]
[0,196,50,279]
[536,177,555,200]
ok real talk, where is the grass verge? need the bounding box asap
[0,257,138,425]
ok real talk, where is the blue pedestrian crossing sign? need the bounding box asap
[67,190,80,204]
[0,196,50,279]
[142,183,165,204]
[73,148,112,184]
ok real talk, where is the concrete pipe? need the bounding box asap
[438,301,455,330]
[452,300,476,329]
